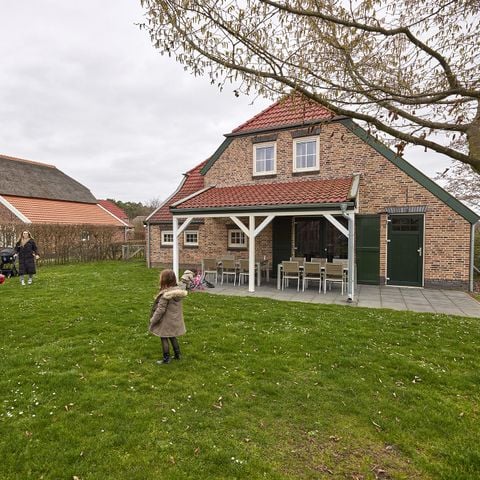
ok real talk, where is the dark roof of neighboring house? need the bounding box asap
[231,95,333,135]
[97,200,132,226]
[171,177,355,213]
[146,161,206,223]
[0,154,97,203]
[2,195,127,226]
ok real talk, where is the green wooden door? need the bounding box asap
[387,215,423,286]
[272,217,292,278]
[356,215,380,284]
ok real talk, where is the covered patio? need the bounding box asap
[169,176,360,301]
[201,282,480,317]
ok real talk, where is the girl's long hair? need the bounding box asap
[16,230,34,245]
[159,269,177,290]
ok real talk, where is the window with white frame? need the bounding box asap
[293,136,319,172]
[184,230,199,246]
[161,231,174,245]
[253,142,276,175]
[228,229,247,248]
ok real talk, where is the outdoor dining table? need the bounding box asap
[276,263,348,290]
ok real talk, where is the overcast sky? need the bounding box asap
[0,1,452,204]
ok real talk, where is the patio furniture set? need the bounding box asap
[201,256,348,294]
[201,258,269,287]
[278,257,349,295]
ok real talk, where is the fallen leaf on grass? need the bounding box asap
[371,420,382,430]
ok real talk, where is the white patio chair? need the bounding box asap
[302,261,322,293]
[220,258,238,285]
[238,259,257,286]
[202,258,218,284]
[324,263,345,295]
[281,261,301,291]
[290,256,306,267]
[311,257,327,267]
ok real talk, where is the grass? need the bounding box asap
[1,261,479,479]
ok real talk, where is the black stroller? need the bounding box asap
[0,247,18,277]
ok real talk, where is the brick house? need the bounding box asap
[145,95,479,298]
[0,154,130,245]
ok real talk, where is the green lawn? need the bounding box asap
[1,262,479,479]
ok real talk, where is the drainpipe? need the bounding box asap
[470,223,476,292]
[146,221,151,268]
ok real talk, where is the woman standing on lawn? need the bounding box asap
[149,269,187,365]
[15,230,40,286]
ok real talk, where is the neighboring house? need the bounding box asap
[145,95,479,296]
[97,199,132,226]
[0,154,130,243]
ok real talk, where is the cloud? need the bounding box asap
[0,0,451,204]
[0,0,270,202]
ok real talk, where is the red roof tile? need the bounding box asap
[2,195,127,226]
[147,161,207,222]
[232,95,333,134]
[98,200,131,226]
[172,177,353,211]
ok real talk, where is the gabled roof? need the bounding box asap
[231,94,333,135]
[97,200,132,226]
[339,119,480,224]
[146,161,206,223]
[1,195,127,226]
[171,177,355,214]
[0,154,97,203]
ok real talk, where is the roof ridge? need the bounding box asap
[231,94,334,135]
[0,153,56,168]
[231,98,284,133]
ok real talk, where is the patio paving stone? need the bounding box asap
[198,282,480,317]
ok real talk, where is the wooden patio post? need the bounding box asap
[172,216,179,281]
[248,215,255,293]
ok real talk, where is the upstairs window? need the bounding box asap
[293,136,319,172]
[253,142,276,176]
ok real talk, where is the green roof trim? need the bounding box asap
[340,119,479,224]
[200,137,234,175]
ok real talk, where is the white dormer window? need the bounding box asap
[293,136,319,172]
[253,142,276,176]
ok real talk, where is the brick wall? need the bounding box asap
[0,203,20,223]
[150,122,472,289]
[149,218,272,270]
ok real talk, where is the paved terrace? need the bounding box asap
[201,282,480,318]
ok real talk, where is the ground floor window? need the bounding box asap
[161,231,174,245]
[228,229,247,248]
[184,230,199,246]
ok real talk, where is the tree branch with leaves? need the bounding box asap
[139,0,480,171]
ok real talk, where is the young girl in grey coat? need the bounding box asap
[149,269,187,364]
